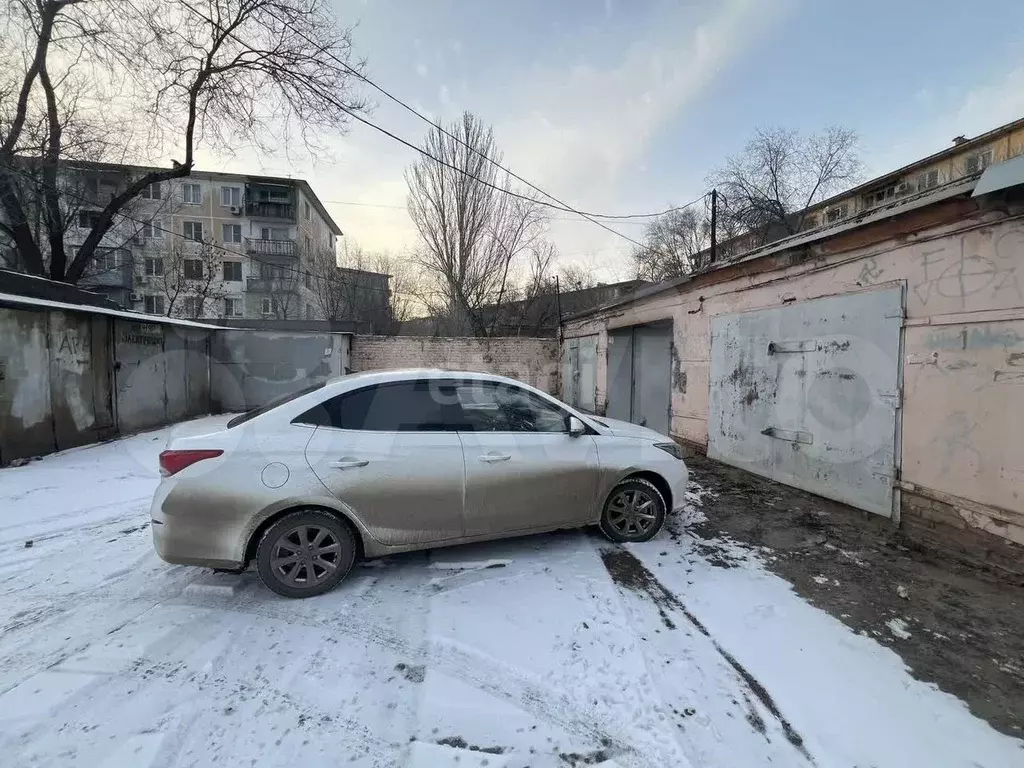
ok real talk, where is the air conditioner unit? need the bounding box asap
[229,205,242,215]
[129,292,142,302]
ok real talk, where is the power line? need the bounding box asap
[258,6,709,255]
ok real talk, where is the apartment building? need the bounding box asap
[61,163,383,322]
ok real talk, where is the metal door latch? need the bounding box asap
[760,426,814,444]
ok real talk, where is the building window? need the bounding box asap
[303,200,311,220]
[222,223,242,243]
[183,182,202,204]
[305,303,314,320]
[261,297,278,315]
[304,271,312,288]
[183,259,204,280]
[916,169,939,192]
[260,226,289,240]
[304,235,311,254]
[84,176,98,195]
[224,297,242,317]
[182,296,201,317]
[183,221,203,241]
[223,261,242,281]
[862,185,896,210]
[143,295,165,315]
[964,149,994,175]
[221,186,241,207]
[260,263,286,279]
[140,182,162,200]
[141,219,163,239]
[803,214,818,231]
[78,210,101,229]
[825,204,848,223]
[144,257,164,276]
[97,250,122,271]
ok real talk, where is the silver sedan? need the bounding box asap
[151,370,689,597]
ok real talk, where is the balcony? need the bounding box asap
[245,237,296,257]
[244,201,294,220]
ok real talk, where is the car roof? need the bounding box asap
[326,369,534,390]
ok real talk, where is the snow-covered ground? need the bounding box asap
[1,416,1020,768]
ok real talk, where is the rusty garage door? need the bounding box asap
[708,288,903,517]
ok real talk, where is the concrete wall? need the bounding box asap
[0,307,212,463]
[564,200,1024,566]
[351,335,559,393]
[210,330,350,412]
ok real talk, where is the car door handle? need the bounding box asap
[328,458,369,469]
[478,453,511,463]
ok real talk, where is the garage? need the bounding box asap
[708,288,904,517]
[607,321,673,435]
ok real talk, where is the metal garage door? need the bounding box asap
[708,288,903,517]
[562,335,598,412]
[606,322,672,435]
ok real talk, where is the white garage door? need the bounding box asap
[708,288,903,517]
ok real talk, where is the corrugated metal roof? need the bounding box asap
[972,153,1024,197]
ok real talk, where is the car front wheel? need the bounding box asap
[255,509,357,598]
[599,478,666,543]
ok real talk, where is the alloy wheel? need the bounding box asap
[605,489,658,537]
[269,524,341,588]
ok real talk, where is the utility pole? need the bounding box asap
[554,275,564,342]
[709,188,718,265]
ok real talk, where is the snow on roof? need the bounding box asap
[0,291,229,330]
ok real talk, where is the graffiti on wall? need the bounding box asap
[912,229,1022,307]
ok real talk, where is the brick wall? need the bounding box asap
[350,336,560,393]
[901,490,1024,575]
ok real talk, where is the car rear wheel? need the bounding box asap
[599,478,666,543]
[256,509,356,598]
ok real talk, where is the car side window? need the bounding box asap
[295,381,464,431]
[454,381,568,433]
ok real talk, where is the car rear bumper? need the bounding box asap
[150,482,245,570]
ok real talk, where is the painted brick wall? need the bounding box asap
[350,336,560,393]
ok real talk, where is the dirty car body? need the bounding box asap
[151,370,688,595]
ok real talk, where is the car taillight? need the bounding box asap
[159,449,223,476]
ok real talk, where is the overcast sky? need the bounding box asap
[196,0,1024,281]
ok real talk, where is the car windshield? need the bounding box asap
[226,381,326,428]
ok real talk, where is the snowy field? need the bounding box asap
[0,416,1020,768]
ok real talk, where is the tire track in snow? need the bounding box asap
[600,546,815,764]
[176,574,651,766]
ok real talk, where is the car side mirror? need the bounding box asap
[567,416,586,437]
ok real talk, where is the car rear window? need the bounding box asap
[226,382,327,428]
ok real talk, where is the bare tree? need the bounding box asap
[309,241,404,332]
[558,262,600,293]
[0,0,367,283]
[406,112,546,336]
[709,126,861,244]
[631,206,711,282]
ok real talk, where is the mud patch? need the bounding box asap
[395,662,425,683]
[559,747,611,765]
[435,736,505,754]
[686,453,1024,738]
